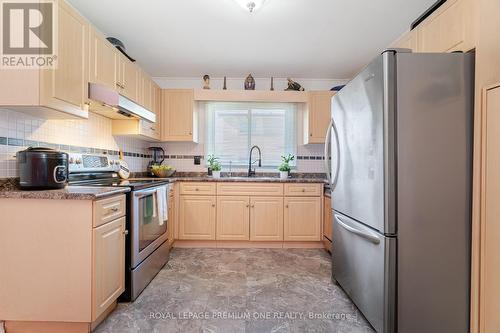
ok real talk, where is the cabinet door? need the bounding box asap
[178,195,216,240]
[481,85,500,332]
[122,58,138,101]
[40,0,88,115]
[284,197,321,241]
[161,89,196,142]
[92,217,125,320]
[167,191,175,246]
[323,196,332,241]
[141,75,152,111]
[217,196,250,240]
[250,196,283,241]
[418,0,473,53]
[305,91,335,144]
[393,29,419,51]
[89,28,116,90]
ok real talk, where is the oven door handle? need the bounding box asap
[134,189,158,198]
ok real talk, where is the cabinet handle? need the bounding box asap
[123,230,129,235]
[302,189,306,192]
[310,133,313,137]
[212,204,216,207]
[110,207,119,212]
[195,188,199,191]
[285,205,289,208]
[189,132,192,135]
[246,204,249,208]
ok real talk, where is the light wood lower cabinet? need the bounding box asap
[179,195,216,240]
[92,217,125,320]
[284,197,322,241]
[250,197,284,241]
[217,196,250,240]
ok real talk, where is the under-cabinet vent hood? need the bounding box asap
[88,83,156,123]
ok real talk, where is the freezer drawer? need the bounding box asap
[332,211,395,333]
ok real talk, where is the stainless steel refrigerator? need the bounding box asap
[324,50,473,333]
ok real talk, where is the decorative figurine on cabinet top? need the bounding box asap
[244,74,256,90]
[203,75,210,89]
[285,78,305,91]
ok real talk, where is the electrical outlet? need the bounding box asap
[194,155,201,165]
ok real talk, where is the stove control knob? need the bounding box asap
[75,158,82,165]
[69,157,74,164]
[109,160,114,165]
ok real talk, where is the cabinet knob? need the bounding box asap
[212,204,216,207]
[246,204,249,208]
[195,188,199,191]
[189,132,192,135]
[111,207,119,212]
[302,189,306,192]
[285,205,289,208]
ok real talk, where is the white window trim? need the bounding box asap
[205,102,297,168]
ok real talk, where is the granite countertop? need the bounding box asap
[0,179,130,200]
[137,172,328,184]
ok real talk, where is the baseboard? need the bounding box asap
[173,240,323,249]
[4,321,90,333]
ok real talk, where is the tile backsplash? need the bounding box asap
[0,109,151,178]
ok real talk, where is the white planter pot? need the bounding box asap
[279,171,289,179]
[212,171,221,178]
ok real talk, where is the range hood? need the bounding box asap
[88,83,156,123]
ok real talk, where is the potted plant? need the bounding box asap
[207,154,222,178]
[278,154,295,179]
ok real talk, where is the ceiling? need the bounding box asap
[68,0,436,79]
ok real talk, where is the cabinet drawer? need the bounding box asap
[284,183,322,196]
[217,183,283,196]
[93,195,126,228]
[179,182,216,195]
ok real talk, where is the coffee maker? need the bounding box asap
[147,147,165,176]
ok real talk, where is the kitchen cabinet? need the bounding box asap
[115,54,139,102]
[391,0,476,54]
[0,0,89,119]
[323,195,332,252]
[88,27,117,90]
[0,194,126,331]
[178,195,216,240]
[112,118,160,141]
[250,196,284,241]
[168,187,175,248]
[140,72,154,111]
[479,84,500,332]
[216,196,250,240]
[284,197,322,241]
[392,29,419,51]
[92,216,125,320]
[303,91,336,144]
[161,89,198,142]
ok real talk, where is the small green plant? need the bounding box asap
[207,154,222,171]
[278,154,295,172]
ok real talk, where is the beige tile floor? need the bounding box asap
[95,248,375,333]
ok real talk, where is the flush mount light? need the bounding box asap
[233,0,267,13]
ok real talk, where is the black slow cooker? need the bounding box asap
[17,147,68,190]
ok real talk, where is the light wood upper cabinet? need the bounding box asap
[250,196,284,241]
[88,28,116,90]
[178,195,216,240]
[92,216,125,321]
[391,0,476,54]
[115,54,138,102]
[392,29,419,51]
[216,196,250,241]
[140,73,153,111]
[284,197,322,241]
[304,91,335,144]
[161,89,198,142]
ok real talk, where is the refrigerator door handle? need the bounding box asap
[335,215,381,244]
[331,117,341,190]
[324,118,333,184]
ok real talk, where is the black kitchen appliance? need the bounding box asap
[147,147,165,176]
[17,147,68,190]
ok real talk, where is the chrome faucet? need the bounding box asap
[248,145,262,177]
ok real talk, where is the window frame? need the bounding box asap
[205,102,297,168]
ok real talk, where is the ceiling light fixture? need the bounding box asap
[233,0,267,13]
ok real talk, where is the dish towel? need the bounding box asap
[156,185,168,226]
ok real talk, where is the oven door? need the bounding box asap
[131,185,169,268]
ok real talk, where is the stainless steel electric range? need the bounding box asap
[68,153,171,301]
